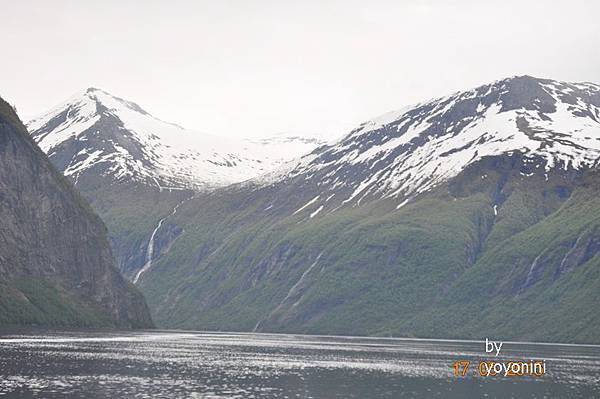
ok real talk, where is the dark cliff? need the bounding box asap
[0,96,153,328]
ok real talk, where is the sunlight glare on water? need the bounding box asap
[0,330,599,398]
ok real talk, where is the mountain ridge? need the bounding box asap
[251,75,600,215]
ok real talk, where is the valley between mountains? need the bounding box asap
[28,75,600,343]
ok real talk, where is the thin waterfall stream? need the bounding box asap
[133,196,192,284]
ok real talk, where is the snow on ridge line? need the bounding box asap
[252,77,600,214]
[28,88,326,189]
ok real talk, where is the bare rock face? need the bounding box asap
[0,96,152,328]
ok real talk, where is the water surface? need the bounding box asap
[0,330,598,398]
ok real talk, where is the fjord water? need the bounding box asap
[0,331,598,398]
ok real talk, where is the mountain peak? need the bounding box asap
[79,87,151,116]
[504,74,542,81]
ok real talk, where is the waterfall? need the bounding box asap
[133,198,190,284]
[522,253,542,291]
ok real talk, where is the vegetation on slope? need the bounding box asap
[139,153,599,343]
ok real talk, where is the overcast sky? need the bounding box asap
[2,0,599,139]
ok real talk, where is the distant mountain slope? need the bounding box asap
[132,76,599,343]
[0,95,152,328]
[27,88,325,281]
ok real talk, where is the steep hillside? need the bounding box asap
[0,96,152,328]
[136,76,599,343]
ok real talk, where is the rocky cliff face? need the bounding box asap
[0,96,152,328]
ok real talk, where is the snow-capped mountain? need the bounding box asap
[259,76,600,209]
[28,88,325,190]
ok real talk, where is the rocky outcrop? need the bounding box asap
[0,96,153,328]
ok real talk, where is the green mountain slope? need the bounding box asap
[139,153,599,343]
